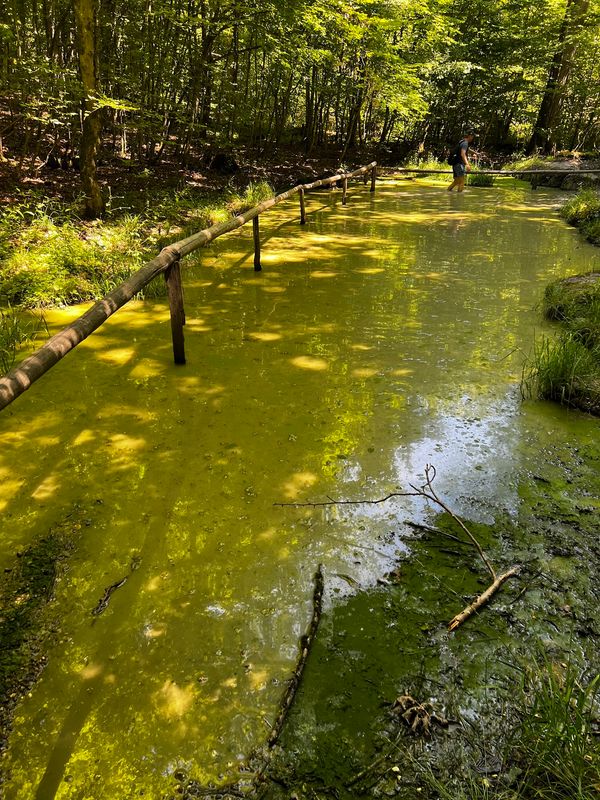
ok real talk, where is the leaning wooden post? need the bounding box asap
[253,215,262,271]
[164,254,186,365]
[299,188,306,225]
[342,176,348,205]
[370,164,377,192]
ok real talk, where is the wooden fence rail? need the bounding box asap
[0,162,377,412]
[392,168,600,176]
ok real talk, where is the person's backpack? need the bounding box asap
[447,151,457,165]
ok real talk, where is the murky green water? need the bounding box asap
[1,181,599,798]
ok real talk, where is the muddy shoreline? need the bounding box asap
[257,437,600,799]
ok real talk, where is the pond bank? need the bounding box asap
[524,190,600,416]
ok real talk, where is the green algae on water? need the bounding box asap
[0,183,599,797]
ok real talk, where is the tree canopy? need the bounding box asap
[1,0,599,175]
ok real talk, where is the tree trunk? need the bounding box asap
[527,0,590,154]
[74,0,104,217]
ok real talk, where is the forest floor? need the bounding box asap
[1,146,599,209]
[0,145,365,209]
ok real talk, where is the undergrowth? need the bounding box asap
[0,181,274,309]
[503,155,553,172]
[402,156,449,183]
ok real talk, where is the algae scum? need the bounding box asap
[1,183,599,798]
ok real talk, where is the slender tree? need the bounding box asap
[74,0,105,217]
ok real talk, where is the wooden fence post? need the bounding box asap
[253,215,262,271]
[299,188,306,225]
[342,176,348,205]
[164,255,186,365]
[370,165,377,193]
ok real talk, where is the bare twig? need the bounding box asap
[414,465,496,582]
[277,464,521,631]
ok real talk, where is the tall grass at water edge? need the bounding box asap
[522,333,600,414]
[421,666,600,800]
[0,181,274,310]
[0,306,47,373]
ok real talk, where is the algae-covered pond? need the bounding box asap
[1,182,599,798]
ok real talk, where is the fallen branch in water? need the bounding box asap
[266,563,324,747]
[91,575,128,618]
[277,465,520,631]
[448,566,520,631]
[177,565,325,800]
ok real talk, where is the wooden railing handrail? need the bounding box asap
[0,162,377,412]
[392,167,600,175]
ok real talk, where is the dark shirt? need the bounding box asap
[453,139,469,164]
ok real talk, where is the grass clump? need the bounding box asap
[227,180,274,214]
[468,168,495,187]
[0,306,47,373]
[523,332,600,415]
[561,189,600,245]
[421,665,600,800]
[515,666,600,800]
[402,155,450,183]
[524,271,600,414]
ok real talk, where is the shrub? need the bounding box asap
[468,169,495,187]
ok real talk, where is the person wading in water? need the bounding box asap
[447,132,475,192]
